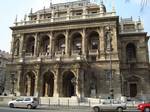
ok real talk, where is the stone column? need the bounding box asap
[36,64,41,97]
[80,69,85,98]
[82,29,86,55]
[48,32,52,57]
[45,83,48,97]
[75,64,81,97]
[99,27,105,52]
[59,77,63,97]
[34,75,39,97]
[19,34,24,57]
[112,27,118,52]
[51,9,54,22]
[16,66,23,96]
[66,7,70,20]
[53,75,59,97]
[82,6,87,19]
[11,34,15,55]
[34,33,38,56]
[27,76,31,96]
[65,30,69,56]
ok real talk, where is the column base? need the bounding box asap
[53,93,59,97]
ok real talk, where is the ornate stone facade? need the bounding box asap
[0,50,10,95]
[7,0,150,99]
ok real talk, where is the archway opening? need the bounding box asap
[25,37,35,55]
[63,71,76,97]
[25,72,35,96]
[71,32,82,55]
[40,35,50,54]
[88,31,99,50]
[130,83,137,97]
[42,72,54,97]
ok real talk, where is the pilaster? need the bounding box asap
[51,9,54,22]
[48,32,53,57]
[82,6,87,19]
[65,30,69,56]
[53,75,59,97]
[19,34,24,57]
[27,76,31,96]
[11,34,15,56]
[99,27,105,59]
[34,75,39,97]
[36,64,41,97]
[16,65,23,96]
[34,33,38,56]
[82,29,86,55]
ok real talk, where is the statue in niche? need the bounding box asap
[105,31,112,51]
[14,40,20,56]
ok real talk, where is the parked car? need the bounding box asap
[91,100,126,112]
[8,97,39,109]
[137,102,150,112]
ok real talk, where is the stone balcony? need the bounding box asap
[88,49,99,55]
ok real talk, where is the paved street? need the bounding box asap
[0,106,140,112]
[0,106,92,112]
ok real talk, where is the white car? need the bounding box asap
[8,97,39,109]
[91,100,126,112]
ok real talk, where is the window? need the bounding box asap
[126,43,136,61]
[123,24,135,31]
[16,98,24,101]
[24,98,31,101]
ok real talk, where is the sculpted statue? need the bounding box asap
[105,31,112,51]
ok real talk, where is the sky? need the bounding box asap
[0,0,150,53]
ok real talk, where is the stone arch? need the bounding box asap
[87,31,99,50]
[24,71,36,96]
[14,39,20,56]
[25,36,35,55]
[39,35,50,54]
[126,43,136,62]
[54,34,65,54]
[70,32,82,55]
[42,71,54,97]
[62,71,76,97]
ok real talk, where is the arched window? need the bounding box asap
[55,34,65,52]
[72,33,82,51]
[25,36,35,55]
[88,31,99,50]
[40,35,49,53]
[126,43,136,61]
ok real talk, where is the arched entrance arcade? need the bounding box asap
[24,72,35,96]
[62,71,76,97]
[42,71,54,97]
